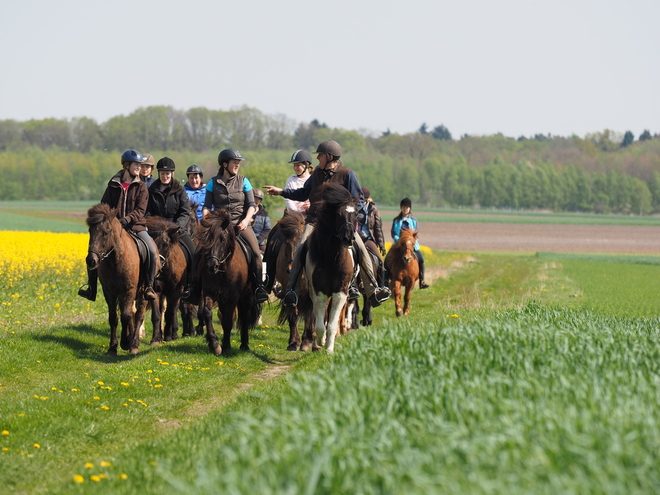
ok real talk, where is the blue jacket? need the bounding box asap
[391,215,420,251]
[184,182,206,221]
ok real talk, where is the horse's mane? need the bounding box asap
[315,183,353,228]
[146,216,180,247]
[392,228,417,251]
[86,203,116,228]
[198,209,235,252]
[278,210,304,238]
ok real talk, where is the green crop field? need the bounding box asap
[2,208,660,493]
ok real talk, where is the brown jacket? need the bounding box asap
[100,170,149,232]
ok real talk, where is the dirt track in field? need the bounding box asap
[416,222,660,254]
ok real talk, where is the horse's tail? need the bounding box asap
[238,298,261,331]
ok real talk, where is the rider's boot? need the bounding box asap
[78,269,98,302]
[368,286,391,308]
[418,252,430,289]
[181,253,201,304]
[348,284,360,301]
[144,248,157,301]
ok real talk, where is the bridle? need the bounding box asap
[209,250,232,273]
[88,227,123,270]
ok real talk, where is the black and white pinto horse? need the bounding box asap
[304,183,359,353]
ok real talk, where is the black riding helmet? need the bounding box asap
[121,149,145,165]
[186,164,203,177]
[400,198,412,208]
[315,140,342,158]
[288,149,313,164]
[156,157,176,171]
[218,148,245,166]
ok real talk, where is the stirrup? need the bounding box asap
[145,286,157,301]
[348,286,360,301]
[375,286,391,302]
[255,286,269,304]
[283,290,298,307]
[181,287,191,299]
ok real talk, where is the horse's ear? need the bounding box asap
[413,231,419,239]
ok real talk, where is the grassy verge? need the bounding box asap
[3,247,660,493]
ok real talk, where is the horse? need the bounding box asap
[196,208,261,355]
[264,211,317,351]
[353,245,384,327]
[145,216,188,343]
[385,228,420,317]
[302,183,358,353]
[84,203,158,355]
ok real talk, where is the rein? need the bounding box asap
[88,228,123,270]
[209,250,232,273]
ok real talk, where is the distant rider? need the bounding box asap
[391,197,430,289]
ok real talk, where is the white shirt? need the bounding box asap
[284,174,310,212]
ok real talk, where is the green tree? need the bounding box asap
[639,129,652,141]
[431,124,452,141]
[621,131,634,148]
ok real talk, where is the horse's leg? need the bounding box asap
[164,295,179,341]
[287,307,301,351]
[238,300,250,352]
[202,297,222,355]
[219,302,235,354]
[312,293,328,350]
[403,282,413,316]
[300,311,316,351]
[149,296,162,345]
[361,294,373,326]
[393,280,403,317]
[120,293,139,354]
[180,303,193,337]
[106,294,119,355]
[325,293,348,353]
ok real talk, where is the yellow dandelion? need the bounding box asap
[33,443,40,448]
[120,382,130,387]
[154,384,162,388]
[2,430,9,435]
[85,462,94,468]
[119,473,128,480]
[2,447,9,451]
[93,396,100,400]
[99,473,108,479]
[73,474,85,483]
[100,406,110,410]
[97,381,104,385]
[90,475,101,482]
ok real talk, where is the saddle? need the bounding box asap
[127,230,153,285]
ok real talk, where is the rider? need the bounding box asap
[146,157,196,297]
[78,149,157,302]
[251,188,271,253]
[200,148,269,303]
[391,198,430,289]
[263,140,391,307]
[284,150,312,213]
[356,186,387,287]
[140,153,156,188]
[184,164,206,221]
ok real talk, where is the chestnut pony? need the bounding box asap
[385,228,420,317]
[196,208,261,355]
[84,203,157,354]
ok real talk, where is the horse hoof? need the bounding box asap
[396,311,403,317]
[107,348,117,356]
[150,340,161,346]
[213,345,222,356]
[300,342,312,352]
[287,343,300,351]
[130,348,139,355]
[404,310,410,316]
[240,344,249,351]
[120,341,130,351]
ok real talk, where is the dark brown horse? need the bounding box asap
[385,229,420,317]
[196,209,261,355]
[265,210,320,351]
[145,216,187,343]
[303,183,358,353]
[84,203,158,354]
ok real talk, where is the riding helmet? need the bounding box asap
[400,198,412,208]
[156,157,176,171]
[362,187,371,199]
[186,164,203,177]
[314,140,342,158]
[288,149,313,164]
[142,153,155,168]
[253,188,264,199]
[218,148,245,165]
[121,149,145,165]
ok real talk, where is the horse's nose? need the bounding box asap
[86,253,98,269]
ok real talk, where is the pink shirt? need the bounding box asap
[284,174,310,212]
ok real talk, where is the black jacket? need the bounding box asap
[147,178,191,230]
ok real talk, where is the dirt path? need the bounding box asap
[416,222,660,254]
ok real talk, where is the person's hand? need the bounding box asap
[237,219,248,231]
[380,246,386,257]
[119,218,129,229]
[263,185,282,196]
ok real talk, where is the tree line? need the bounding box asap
[1,105,659,214]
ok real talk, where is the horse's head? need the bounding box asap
[317,183,358,248]
[199,209,235,274]
[146,217,179,254]
[398,229,418,264]
[85,203,121,270]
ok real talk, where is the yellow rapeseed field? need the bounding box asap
[0,231,88,288]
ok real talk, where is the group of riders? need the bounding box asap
[77,139,430,309]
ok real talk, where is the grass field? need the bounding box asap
[2,209,660,493]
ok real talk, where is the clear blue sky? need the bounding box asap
[1,0,658,139]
